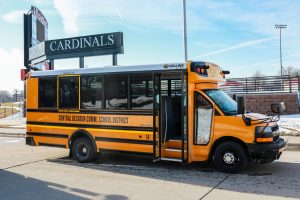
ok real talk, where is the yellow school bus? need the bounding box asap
[25,61,287,173]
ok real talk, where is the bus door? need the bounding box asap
[58,75,80,111]
[181,71,188,163]
[153,73,161,162]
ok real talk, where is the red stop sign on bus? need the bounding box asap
[21,69,26,81]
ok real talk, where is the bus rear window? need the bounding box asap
[39,78,57,108]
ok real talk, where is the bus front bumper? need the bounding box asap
[247,138,287,164]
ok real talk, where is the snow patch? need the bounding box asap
[278,114,300,136]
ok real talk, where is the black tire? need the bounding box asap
[213,141,247,174]
[72,137,96,163]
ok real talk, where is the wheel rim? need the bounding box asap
[77,144,89,158]
[222,151,238,166]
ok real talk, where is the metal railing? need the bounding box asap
[0,105,21,119]
[220,75,300,94]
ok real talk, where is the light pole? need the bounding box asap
[275,24,287,77]
[183,0,188,61]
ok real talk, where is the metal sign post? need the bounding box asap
[183,0,188,62]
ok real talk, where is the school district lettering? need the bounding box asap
[58,115,128,124]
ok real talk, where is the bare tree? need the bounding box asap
[252,70,265,77]
[282,66,300,77]
[11,89,24,102]
[251,70,266,91]
[0,90,13,103]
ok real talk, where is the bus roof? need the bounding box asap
[30,62,188,77]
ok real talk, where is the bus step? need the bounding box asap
[164,148,181,152]
[163,148,186,158]
[161,157,182,162]
[166,140,187,149]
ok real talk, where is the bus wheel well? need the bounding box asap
[69,130,97,157]
[209,136,250,161]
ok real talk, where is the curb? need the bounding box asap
[286,143,300,151]
[0,133,25,138]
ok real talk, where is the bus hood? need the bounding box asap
[242,113,268,120]
[238,113,278,126]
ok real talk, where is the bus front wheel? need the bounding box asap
[72,137,96,163]
[213,141,247,174]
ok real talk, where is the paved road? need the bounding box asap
[0,137,299,200]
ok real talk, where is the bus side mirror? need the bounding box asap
[271,102,286,114]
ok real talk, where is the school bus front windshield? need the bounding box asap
[205,89,237,116]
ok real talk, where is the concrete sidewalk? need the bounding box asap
[0,113,25,137]
[282,136,300,151]
[0,112,25,128]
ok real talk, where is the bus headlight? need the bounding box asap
[256,126,272,134]
[255,126,273,142]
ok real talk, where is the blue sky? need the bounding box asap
[0,0,300,92]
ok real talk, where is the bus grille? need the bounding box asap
[272,125,279,132]
[273,135,279,143]
[272,125,279,143]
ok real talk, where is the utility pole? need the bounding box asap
[183,0,188,61]
[275,24,287,77]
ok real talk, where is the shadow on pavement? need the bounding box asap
[0,169,128,200]
[48,151,300,199]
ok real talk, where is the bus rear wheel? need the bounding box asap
[72,137,96,163]
[213,141,247,174]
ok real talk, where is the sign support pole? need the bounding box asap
[49,59,54,70]
[113,54,117,66]
[79,57,84,68]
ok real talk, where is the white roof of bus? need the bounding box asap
[30,62,188,77]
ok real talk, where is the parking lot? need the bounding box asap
[0,137,299,200]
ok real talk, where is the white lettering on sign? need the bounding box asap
[48,34,116,52]
[108,34,114,45]
[57,41,64,51]
[49,41,56,51]
[72,38,80,49]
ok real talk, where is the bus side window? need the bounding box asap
[39,78,57,108]
[81,76,103,109]
[104,75,128,109]
[131,75,153,110]
[59,76,79,109]
[194,92,213,145]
